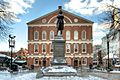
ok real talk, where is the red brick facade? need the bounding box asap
[27,6,93,70]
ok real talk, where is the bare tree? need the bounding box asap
[0,0,17,41]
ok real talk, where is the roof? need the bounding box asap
[27,8,93,25]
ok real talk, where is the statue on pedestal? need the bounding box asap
[56,10,64,35]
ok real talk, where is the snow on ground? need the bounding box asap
[0,71,107,80]
[110,71,120,73]
[42,66,77,73]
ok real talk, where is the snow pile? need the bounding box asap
[42,66,77,73]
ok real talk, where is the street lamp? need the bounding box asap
[106,34,110,72]
[8,35,15,71]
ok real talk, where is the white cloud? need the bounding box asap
[64,0,120,15]
[4,0,35,14]
[93,39,102,45]
[93,23,106,45]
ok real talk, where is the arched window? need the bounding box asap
[50,31,54,40]
[34,58,39,66]
[82,58,87,66]
[82,43,87,53]
[74,43,78,53]
[82,30,86,40]
[66,30,70,40]
[42,31,46,40]
[66,44,70,53]
[42,44,46,53]
[74,31,78,40]
[34,43,39,53]
[34,31,39,40]
[50,44,53,52]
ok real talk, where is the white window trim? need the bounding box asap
[50,31,54,40]
[82,58,87,66]
[82,43,87,53]
[34,31,39,40]
[74,43,79,53]
[66,44,71,53]
[34,43,39,53]
[42,31,46,40]
[82,30,86,40]
[66,30,70,40]
[74,31,78,40]
[42,44,46,53]
[50,44,53,53]
[34,58,39,66]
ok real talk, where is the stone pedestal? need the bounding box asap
[51,35,67,65]
[36,35,77,78]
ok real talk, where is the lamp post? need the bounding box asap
[8,35,15,71]
[106,34,110,72]
[118,29,120,62]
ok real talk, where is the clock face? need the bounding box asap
[42,19,47,23]
[74,18,78,23]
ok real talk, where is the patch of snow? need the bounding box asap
[38,75,106,80]
[0,54,7,57]
[53,58,66,63]
[15,60,26,63]
[42,66,77,73]
[110,71,120,74]
[115,64,120,67]
[0,72,107,80]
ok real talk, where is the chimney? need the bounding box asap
[58,6,62,10]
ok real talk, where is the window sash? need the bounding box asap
[34,31,39,40]
[82,31,86,40]
[74,44,78,53]
[42,31,46,40]
[42,44,46,53]
[34,44,38,53]
[82,44,87,53]
[66,44,70,53]
[66,31,70,40]
[82,58,87,66]
[34,58,39,66]
[74,31,78,40]
[50,31,54,40]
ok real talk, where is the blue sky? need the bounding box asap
[0,0,119,51]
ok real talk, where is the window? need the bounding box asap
[66,30,70,40]
[42,44,46,53]
[74,43,78,53]
[50,44,53,52]
[82,30,86,40]
[82,43,87,53]
[42,31,46,40]
[74,31,78,40]
[34,31,39,40]
[82,58,87,66]
[34,43,39,53]
[50,31,54,40]
[34,58,39,66]
[66,44,70,53]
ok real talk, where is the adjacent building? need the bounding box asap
[27,6,93,70]
[93,45,102,65]
[101,8,120,67]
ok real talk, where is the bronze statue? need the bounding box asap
[56,10,64,35]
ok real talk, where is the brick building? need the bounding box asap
[27,6,93,70]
